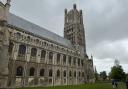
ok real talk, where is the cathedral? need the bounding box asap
[0,0,95,88]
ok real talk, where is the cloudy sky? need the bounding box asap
[1,0,128,74]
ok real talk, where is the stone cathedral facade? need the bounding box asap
[0,1,94,88]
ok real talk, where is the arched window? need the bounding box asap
[81,60,84,66]
[18,45,26,56]
[36,39,39,44]
[29,67,35,76]
[31,48,37,57]
[49,69,53,77]
[74,71,76,77]
[78,59,80,66]
[16,32,21,39]
[57,70,60,77]
[73,57,76,65]
[63,70,66,77]
[69,71,72,77]
[27,36,30,41]
[41,50,46,59]
[63,54,66,64]
[8,42,14,55]
[40,69,45,76]
[79,71,81,77]
[16,66,23,76]
[57,54,60,64]
[0,32,3,40]
[49,52,53,60]
[68,56,72,65]
[82,72,84,77]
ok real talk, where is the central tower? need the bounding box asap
[64,4,86,56]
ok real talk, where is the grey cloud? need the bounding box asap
[90,39,128,62]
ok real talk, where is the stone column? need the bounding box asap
[60,54,63,85]
[66,55,68,85]
[8,43,17,87]
[13,43,19,60]
[0,22,9,88]
[53,52,57,65]
[52,52,56,86]
[45,51,49,64]
[45,50,49,86]
[26,46,31,62]
[37,48,41,63]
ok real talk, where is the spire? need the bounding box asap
[95,66,97,73]
[114,59,120,67]
[91,54,93,60]
[6,0,11,5]
[73,4,77,9]
[4,0,11,21]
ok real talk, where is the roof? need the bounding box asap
[7,13,73,48]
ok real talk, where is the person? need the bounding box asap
[112,79,115,88]
[126,79,128,89]
[114,80,118,88]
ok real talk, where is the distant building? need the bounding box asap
[0,1,94,88]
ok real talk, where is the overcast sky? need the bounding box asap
[1,0,128,74]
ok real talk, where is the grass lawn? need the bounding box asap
[17,82,126,89]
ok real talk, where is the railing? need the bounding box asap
[40,58,45,63]
[30,56,36,62]
[17,54,25,61]
[49,59,53,64]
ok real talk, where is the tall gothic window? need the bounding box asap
[73,57,76,65]
[63,70,66,77]
[18,45,26,57]
[49,69,53,77]
[49,52,53,59]
[68,56,72,65]
[69,71,72,77]
[57,70,60,77]
[8,42,14,55]
[63,54,66,64]
[29,67,35,76]
[57,54,60,64]
[82,72,84,77]
[49,52,53,63]
[31,48,37,57]
[41,50,46,59]
[81,60,84,66]
[16,66,23,76]
[78,59,80,66]
[74,71,76,77]
[40,69,45,76]
[79,71,81,77]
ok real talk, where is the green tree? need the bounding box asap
[100,71,107,81]
[126,74,128,80]
[110,65,126,81]
[95,72,99,81]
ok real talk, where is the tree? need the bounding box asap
[100,71,107,81]
[95,72,99,81]
[126,74,128,80]
[110,65,126,81]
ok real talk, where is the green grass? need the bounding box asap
[17,82,126,89]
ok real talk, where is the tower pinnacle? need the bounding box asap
[73,4,77,9]
[6,0,11,5]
